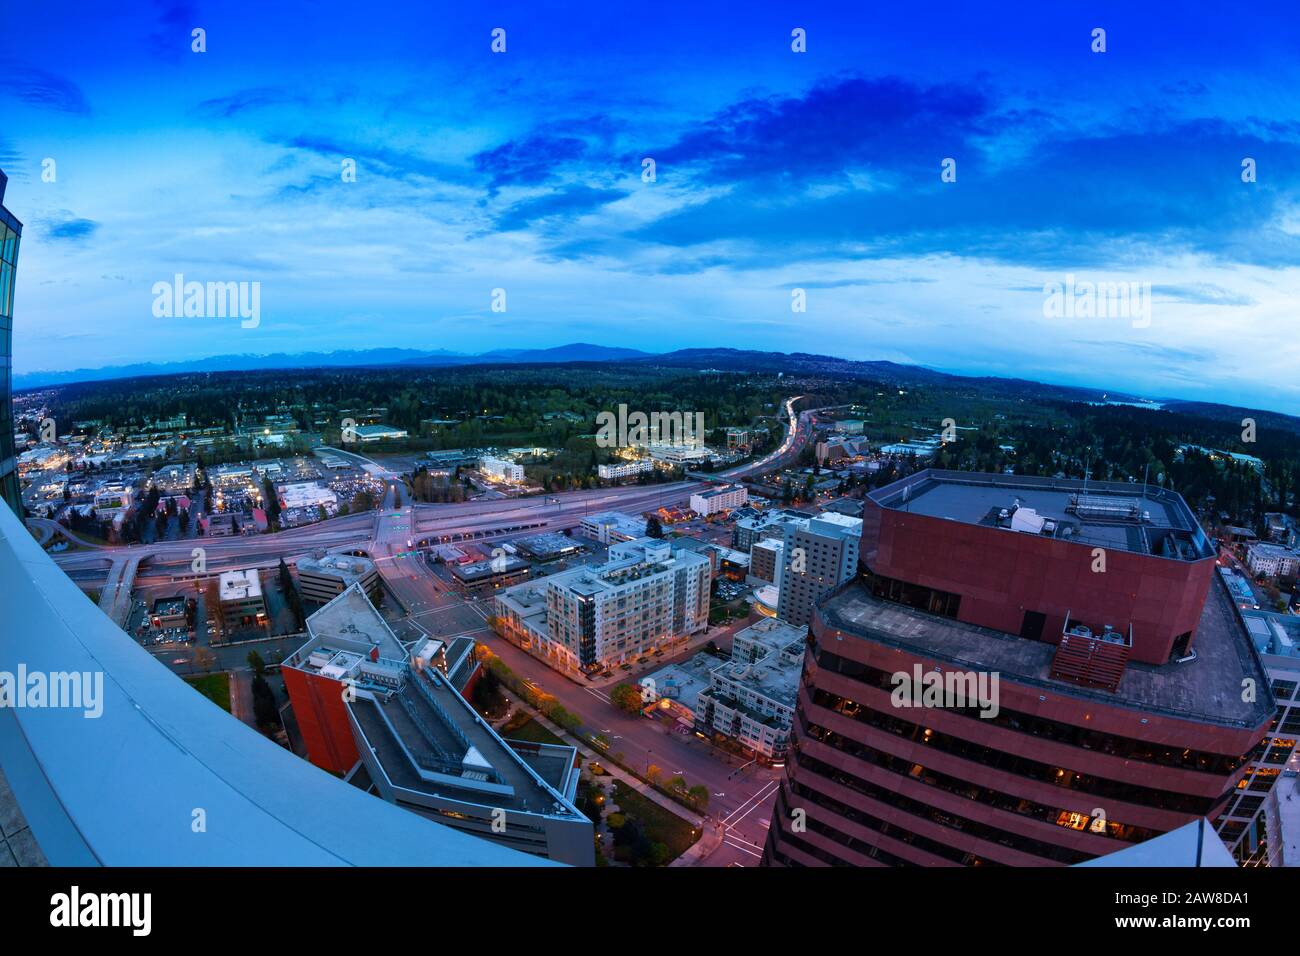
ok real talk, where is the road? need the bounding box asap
[40,395,818,865]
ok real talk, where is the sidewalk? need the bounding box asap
[505,699,715,865]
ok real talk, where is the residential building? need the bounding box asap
[480,456,524,482]
[218,568,267,629]
[732,508,806,551]
[776,512,862,627]
[282,585,592,865]
[496,537,711,672]
[0,170,21,515]
[749,537,784,586]
[697,618,804,761]
[763,470,1276,868]
[597,459,655,480]
[1247,542,1300,579]
[579,510,646,544]
[296,551,380,604]
[726,427,752,451]
[690,484,748,516]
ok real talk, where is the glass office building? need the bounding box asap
[0,169,21,516]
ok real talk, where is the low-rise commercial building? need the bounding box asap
[218,568,267,629]
[282,585,592,865]
[353,424,408,443]
[296,551,380,604]
[449,555,531,595]
[579,510,646,544]
[278,481,338,510]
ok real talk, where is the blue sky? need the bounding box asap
[3,1,1300,411]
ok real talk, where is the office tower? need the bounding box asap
[764,470,1275,867]
[0,169,22,516]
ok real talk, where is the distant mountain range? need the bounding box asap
[14,343,653,389]
[15,340,1298,430]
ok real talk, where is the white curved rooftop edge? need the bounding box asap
[0,503,548,866]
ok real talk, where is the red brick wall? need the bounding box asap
[864,503,1214,665]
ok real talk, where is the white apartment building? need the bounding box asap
[1247,542,1300,579]
[480,456,525,482]
[496,538,711,671]
[696,618,804,761]
[776,512,863,627]
[690,484,748,516]
[597,459,655,480]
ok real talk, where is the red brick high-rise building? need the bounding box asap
[763,470,1275,867]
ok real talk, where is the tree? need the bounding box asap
[193,647,217,673]
[610,683,644,714]
[645,514,664,539]
[246,649,266,676]
[262,476,282,522]
[251,674,279,729]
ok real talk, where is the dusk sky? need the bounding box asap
[3,2,1300,411]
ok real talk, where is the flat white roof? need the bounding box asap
[219,568,263,601]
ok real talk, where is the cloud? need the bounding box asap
[472,133,590,192]
[42,213,100,242]
[0,59,90,114]
[193,87,310,119]
[493,186,627,231]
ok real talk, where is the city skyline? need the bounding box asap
[2,1,1300,411]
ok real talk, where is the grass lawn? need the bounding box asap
[612,781,700,862]
[186,673,232,713]
[500,714,566,747]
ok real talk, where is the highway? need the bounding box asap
[50,394,815,582]
[39,396,816,865]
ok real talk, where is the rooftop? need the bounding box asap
[297,551,376,580]
[218,568,263,602]
[348,664,581,819]
[450,556,531,583]
[300,583,408,661]
[818,572,1273,730]
[869,469,1213,561]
